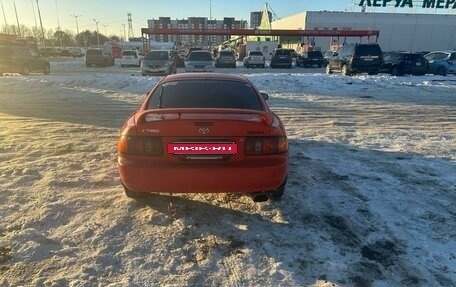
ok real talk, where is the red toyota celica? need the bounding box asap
[117,73,288,202]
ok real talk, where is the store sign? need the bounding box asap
[359,0,456,9]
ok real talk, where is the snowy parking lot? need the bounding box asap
[0,58,455,287]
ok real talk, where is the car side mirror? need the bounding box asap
[260,92,269,100]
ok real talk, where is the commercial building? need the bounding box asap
[147,17,247,47]
[271,11,456,52]
[250,11,272,29]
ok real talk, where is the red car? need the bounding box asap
[117,73,288,202]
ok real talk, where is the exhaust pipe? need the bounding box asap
[251,193,269,202]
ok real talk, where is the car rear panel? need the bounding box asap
[118,109,288,193]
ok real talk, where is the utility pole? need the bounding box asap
[13,1,21,36]
[35,0,47,56]
[55,0,62,48]
[93,18,100,47]
[1,0,8,34]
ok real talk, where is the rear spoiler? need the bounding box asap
[137,108,271,125]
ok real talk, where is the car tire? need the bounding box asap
[43,64,50,75]
[21,65,30,75]
[436,67,447,76]
[325,64,333,74]
[261,64,265,68]
[122,182,143,199]
[268,178,287,201]
[341,64,350,76]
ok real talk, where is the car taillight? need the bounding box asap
[245,136,288,155]
[118,136,162,156]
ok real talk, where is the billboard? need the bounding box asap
[359,0,456,9]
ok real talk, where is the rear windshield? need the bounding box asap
[188,51,212,61]
[356,45,382,56]
[403,53,423,60]
[86,49,102,55]
[219,50,234,56]
[122,50,137,56]
[249,51,263,56]
[274,49,291,56]
[148,80,262,110]
[145,51,168,60]
[307,51,323,57]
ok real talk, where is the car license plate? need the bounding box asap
[416,62,421,66]
[168,143,237,155]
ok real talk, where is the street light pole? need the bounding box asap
[71,14,81,46]
[93,18,100,47]
[35,0,47,56]
[102,24,108,36]
[122,24,126,42]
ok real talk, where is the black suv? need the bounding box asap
[326,43,383,76]
[296,51,325,68]
[380,52,429,76]
[0,45,50,75]
[270,48,292,68]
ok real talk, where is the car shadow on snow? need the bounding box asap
[122,138,456,287]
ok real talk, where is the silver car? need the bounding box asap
[243,51,266,68]
[141,50,176,76]
[185,50,215,72]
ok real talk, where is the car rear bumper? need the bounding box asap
[118,153,288,194]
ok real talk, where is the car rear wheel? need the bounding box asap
[436,67,447,76]
[122,182,144,198]
[325,64,332,74]
[267,178,287,201]
[21,65,30,75]
[43,64,50,75]
[341,64,350,76]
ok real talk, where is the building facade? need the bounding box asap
[147,17,247,47]
[271,11,456,52]
[250,11,273,28]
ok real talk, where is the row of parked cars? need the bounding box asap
[321,43,456,76]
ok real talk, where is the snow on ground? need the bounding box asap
[0,58,455,287]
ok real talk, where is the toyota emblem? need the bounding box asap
[198,127,210,134]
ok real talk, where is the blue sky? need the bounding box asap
[2,0,448,37]
[1,0,351,36]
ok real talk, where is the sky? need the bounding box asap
[1,0,353,37]
[1,0,454,38]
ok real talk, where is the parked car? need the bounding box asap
[215,50,236,68]
[39,47,60,57]
[59,49,72,57]
[185,50,215,72]
[140,50,176,76]
[85,47,114,67]
[424,51,456,76]
[296,51,325,68]
[326,43,383,76]
[380,52,429,76]
[0,45,50,75]
[120,49,142,67]
[270,48,292,68]
[243,51,266,68]
[70,47,84,58]
[117,73,289,202]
